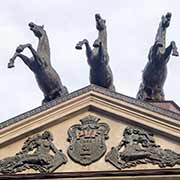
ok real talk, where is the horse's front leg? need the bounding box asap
[8,52,24,68]
[8,52,17,68]
[15,43,31,53]
[163,41,179,62]
[75,39,92,63]
[8,44,35,68]
[8,52,35,71]
[93,39,102,48]
[16,43,38,58]
[151,41,163,57]
[17,43,43,66]
[171,41,179,56]
[96,41,109,65]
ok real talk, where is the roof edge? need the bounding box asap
[0,168,179,179]
[0,85,180,130]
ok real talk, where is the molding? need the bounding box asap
[1,85,180,130]
[0,168,179,179]
[0,85,180,147]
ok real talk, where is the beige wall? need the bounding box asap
[0,110,179,174]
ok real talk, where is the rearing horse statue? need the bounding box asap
[8,22,68,104]
[75,14,115,91]
[136,12,179,101]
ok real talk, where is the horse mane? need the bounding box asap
[37,31,51,66]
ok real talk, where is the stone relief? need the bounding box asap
[0,131,67,174]
[67,115,110,165]
[106,126,180,169]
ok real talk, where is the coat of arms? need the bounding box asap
[67,115,110,165]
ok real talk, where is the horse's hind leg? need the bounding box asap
[60,86,69,96]
[109,84,115,91]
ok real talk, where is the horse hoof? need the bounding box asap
[93,42,100,48]
[93,40,101,48]
[172,51,179,56]
[93,44,99,48]
[16,48,23,53]
[16,46,23,53]
[8,62,14,68]
[75,44,82,50]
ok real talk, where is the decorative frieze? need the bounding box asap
[106,126,180,169]
[0,131,67,174]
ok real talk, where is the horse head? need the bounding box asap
[161,12,171,29]
[95,14,106,31]
[29,22,45,39]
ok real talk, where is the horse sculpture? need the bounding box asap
[75,14,115,91]
[137,12,179,101]
[8,22,68,104]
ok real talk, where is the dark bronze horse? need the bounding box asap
[8,22,68,104]
[75,14,115,91]
[137,13,179,101]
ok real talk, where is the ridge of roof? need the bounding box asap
[0,85,180,130]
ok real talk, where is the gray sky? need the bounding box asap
[0,0,180,122]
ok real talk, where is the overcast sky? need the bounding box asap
[0,0,180,122]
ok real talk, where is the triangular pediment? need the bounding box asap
[0,85,180,178]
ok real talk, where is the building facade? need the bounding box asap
[0,85,180,180]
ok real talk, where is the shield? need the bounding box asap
[67,115,110,165]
